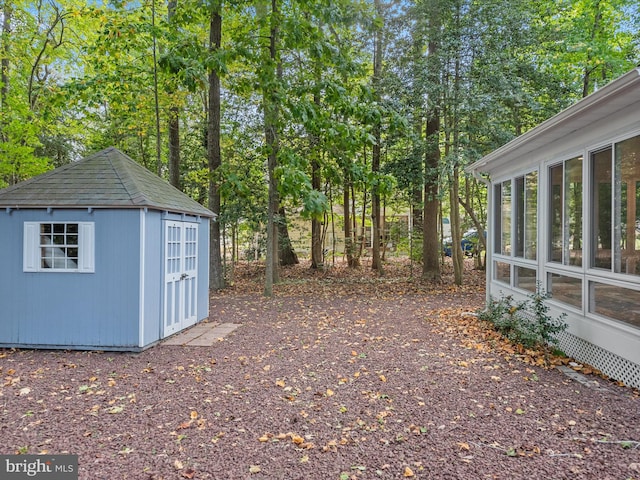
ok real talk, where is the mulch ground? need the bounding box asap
[1,259,639,480]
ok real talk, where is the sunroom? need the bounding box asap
[468,68,640,389]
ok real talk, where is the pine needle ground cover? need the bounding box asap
[1,259,638,479]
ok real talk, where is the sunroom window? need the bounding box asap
[494,181,511,255]
[591,134,640,275]
[514,171,537,260]
[549,156,583,266]
[24,222,95,273]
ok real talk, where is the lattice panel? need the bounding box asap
[556,331,640,390]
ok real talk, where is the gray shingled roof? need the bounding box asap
[0,147,214,217]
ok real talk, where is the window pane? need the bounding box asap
[515,176,525,257]
[515,266,536,292]
[590,281,640,329]
[549,164,563,262]
[525,171,537,260]
[493,185,502,254]
[566,156,583,266]
[591,148,612,269]
[501,182,511,255]
[36,223,80,271]
[548,273,582,309]
[615,135,640,275]
[495,261,510,284]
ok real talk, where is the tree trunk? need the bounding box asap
[449,168,463,285]
[344,175,358,267]
[371,0,383,274]
[264,0,280,296]
[310,156,323,268]
[278,206,299,266]
[0,2,11,145]
[310,68,323,269]
[422,10,441,282]
[582,0,602,98]
[207,5,225,291]
[167,1,180,189]
[449,24,463,285]
[151,0,162,176]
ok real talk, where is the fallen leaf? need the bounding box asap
[404,466,415,477]
[182,468,196,479]
[457,442,470,451]
[326,388,334,396]
[190,410,198,420]
[174,460,184,470]
[249,465,261,474]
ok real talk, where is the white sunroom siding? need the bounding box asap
[481,97,640,387]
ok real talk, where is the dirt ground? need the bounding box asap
[1,259,639,479]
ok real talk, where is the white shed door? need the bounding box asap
[163,221,199,337]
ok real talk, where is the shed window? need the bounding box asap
[24,222,94,273]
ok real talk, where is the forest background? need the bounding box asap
[1,0,639,295]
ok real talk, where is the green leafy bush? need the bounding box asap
[478,283,567,351]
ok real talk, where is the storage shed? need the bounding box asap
[0,147,214,351]
[468,68,640,389]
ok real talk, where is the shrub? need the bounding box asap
[478,283,567,352]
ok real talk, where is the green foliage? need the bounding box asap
[478,284,568,350]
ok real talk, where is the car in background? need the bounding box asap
[443,228,483,257]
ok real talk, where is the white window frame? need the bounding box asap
[23,222,95,273]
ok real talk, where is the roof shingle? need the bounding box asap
[0,147,214,217]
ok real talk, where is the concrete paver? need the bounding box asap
[162,322,241,346]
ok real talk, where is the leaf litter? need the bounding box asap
[0,258,638,479]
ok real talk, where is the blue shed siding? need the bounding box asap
[141,210,163,346]
[0,209,141,349]
[198,219,210,321]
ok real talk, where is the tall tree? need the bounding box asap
[371,0,384,273]
[262,0,281,296]
[167,0,180,188]
[422,0,441,282]
[208,1,224,291]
